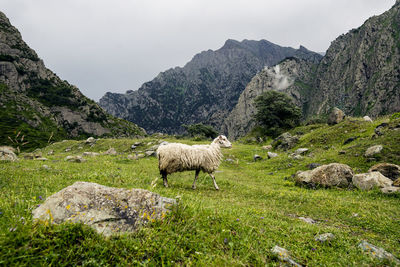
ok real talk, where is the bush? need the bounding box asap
[253,91,301,137]
[182,123,218,139]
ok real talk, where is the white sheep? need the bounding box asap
[157,135,232,190]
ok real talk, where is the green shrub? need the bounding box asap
[182,123,218,139]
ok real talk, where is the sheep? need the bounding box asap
[157,135,232,190]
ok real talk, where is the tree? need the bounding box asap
[253,91,301,137]
[182,123,218,139]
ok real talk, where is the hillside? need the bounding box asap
[99,40,322,134]
[0,11,145,150]
[1,114,400,265]
[307,1,400,117]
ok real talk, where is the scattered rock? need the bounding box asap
[85,137,96,144]
[315,233,335,242]
[374,123,388,136]
[127,154,138,160]
[23,153,34,160]
[295,163,354,188]
[327,107,345,125]
[104,148,117,155]
[364,145,383,157]
[0,146,18,161]
[307,163,321,170]
[65,156,86,163]
[358,241,400,264]
[225,158,235,163]
[34,152,43,158]
[294,148,309,155]
[145,151,156,157]
[34,157,48,161]
[78,146,83,150]
[42,165,51,170]
[298,217,315,224]
[262,145,272,150]
[267,152,278,159]
[289,154,303,160]
[352,172,392,190]
[343,137,358,145]
[271,246,302,267]
[363,116,373,122]
[381,186,400,194]
[131,145,137,150]
[254,154,263,161]
[272,132,299,151]
[82,152,100,157]
[65,148,71,152]
[32,182,176,236]
[133,142,142,146]
[137,154,145,159]
[47,150,54,155]
[368,163,400,181]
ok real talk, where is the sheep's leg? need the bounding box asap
[209,173,219,190]
[161,171,168,188]
[192,169,200,190]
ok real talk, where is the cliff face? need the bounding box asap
[0,11,144,149]
[307,1,400,117]
[99,40,321,134]
[222,57,318,139]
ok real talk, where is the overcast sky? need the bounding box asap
[1,0,396,101]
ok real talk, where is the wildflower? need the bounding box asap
[37,204,40,208]
[224,238,228,244]
[236,218,240,222]
[38,196,43,200]
[312,248,316,251]
[260,217,264,219]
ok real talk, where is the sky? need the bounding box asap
[0,0,396,101]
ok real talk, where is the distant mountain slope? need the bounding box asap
[222,56,318,139]
[307,1,400,117]
[99,40,322,134]
[0,11,144,150]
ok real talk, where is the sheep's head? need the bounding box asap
[213,135,232,148]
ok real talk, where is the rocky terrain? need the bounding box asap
[0,11,144,150]
[306,1,400,117]
[99,40,321,134]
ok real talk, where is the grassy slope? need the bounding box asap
[0,116,399,266]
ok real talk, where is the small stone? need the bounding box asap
[359,241,400,264]
[315,233,335,242]
[145,151,156,157]
[47,150,54,155]
[42,165,51,170]
[85,137,96,144]
[137,154,145,159]
[298,217,315,224]
[34,157,48,161]
[271,246,302,267]
[343,137,358,145]
[254,154,263,161]
[381,186,400,194]
[104,148,117,155]
[363,116,373,122]
[295,148,309,155]
[82,152,100,157]
[364,145,383,157]
[338,151,346,155]
[267,152,278,159]
[78,146,83,150]
[65,156,86,163]
[225,158,235,163]
[262,145,272,150]
[127,154,138,160]
[65,148,71,152]
[131,145,137,149]
[133,142,142,146]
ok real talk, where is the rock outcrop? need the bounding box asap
[0,11,144,150]
[99,40,321,134]
[32,182,176,236]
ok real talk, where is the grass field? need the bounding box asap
[1,116,400,266]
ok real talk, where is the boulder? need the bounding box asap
[267,152,278,159]
[104,148,117,155]
[352,172,392,190]
[368,163,400,181]
[272,132,299,151]
[363,116,373,122]
[85,137,96,144]
[270,246,301,267]
[254,154,262,161]
[359,241,400,264]
[295,163,354,188]
[315,233,335,242]
[327,107,345,125]
[294,148,309,155]
[0,146,18,161]
[364,145,383,157]
[82,152,100,157]
[65,156,86,163]
[32,182,176,236]
[381,186,400,194]
[145,150,156,157]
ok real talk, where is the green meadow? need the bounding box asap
[1,116,400,266]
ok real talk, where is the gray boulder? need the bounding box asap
[315,233,335,243]
[295,163,354,188]
[272,132,299,151]
[0,146,18,161]
[352,172,392,191]
[104,147,117,155]
[327,107,345,125]
[294,148,309,155]
[254,154,263,161]
[368,163,400,181]
[145,150,156,157]
[82,152,100,157]
[267,152,278,159]
[32,182,176,236]
[271,246,302,267]
[363,116,373,122]
[85,137,96,144]
[364,145,383,157]
[65,156,86,163]
[359,241,400,264]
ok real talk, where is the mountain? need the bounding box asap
[99,40,322,134]
[222,56,318,139]
[0,11,144,150]
[307,1,400,117]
